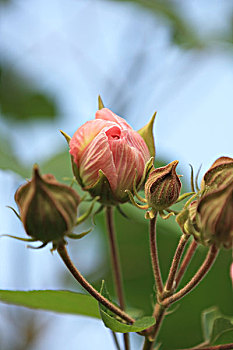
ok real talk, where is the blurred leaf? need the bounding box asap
[0,133,29,177]
[108,0,203,48]
[202,307,233,345]
[40,149,73,181]
[0,290,100,318]
[0,65,57,121]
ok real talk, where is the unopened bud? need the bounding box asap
[15,165,80,244]
[197,181,233,249]
[145,160,181,211]
[201,156,233,193]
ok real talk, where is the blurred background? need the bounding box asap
[0,0,233,349]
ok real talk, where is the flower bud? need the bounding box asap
[145,160,181,211]
[68,107,153,205]
[201,156,233,193]
[15,165,80,244]
[197,181,233,249]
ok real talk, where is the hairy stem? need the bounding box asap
[57,242,134,324]
[165,234,190,293]
[175,239,198,287]
[105,206,130,350]
[162,245,219,307]
[149,213,163,295]
[142,303,166,350]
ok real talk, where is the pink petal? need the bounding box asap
[79,131,118,191]
[95,108,132,130]
[69,119,113,165]
[124,129,150,162]
[109,136,146,197]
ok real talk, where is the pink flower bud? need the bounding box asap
[69,108,151,204]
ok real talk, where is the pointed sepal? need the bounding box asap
[137,112,156,158]
[98,95,105,110]
[60,130,71,145]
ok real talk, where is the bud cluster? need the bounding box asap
[177,156,233,249]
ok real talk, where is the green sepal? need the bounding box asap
[145,208,157,220]
[137,112,156,157]
[99,281,156,333]
[66,228,92,240]
[71,156,84,188]
[1,234,37,243]
[98,95,105,109]
[176,192,195,204]
[125,190,149,210]
[116,205,130,219]
[76,196,100,225]
[60,130,71,145]
[159,210,175,220]
[60,129,84,188]
[137,157,154,190]
[85,170,118,205]
[7,206,21,221]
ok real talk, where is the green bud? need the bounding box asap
[15,165,81,244]
[201,156,233,193]
[197,181,233,249]
[145,160,181,211]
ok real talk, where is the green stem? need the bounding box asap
[105,206,130,350]
[57,242,134,324]
[175,239,198,287]
[165,234,190,293]
[162,245,219,307]
[149,213,163,295]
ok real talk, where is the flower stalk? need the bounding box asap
[149,213,163,295]
[56,242,135,324]
[162,244,219,308]
[105,206,130,350]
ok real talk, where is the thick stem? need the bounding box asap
[149,213,163,295]
[105,206,130,350]
[175,239,198,287]
[57,242,134,324]
[178,343,233,350]
[142,302,167,350]
[165,234,189,293]
[162,245,219,307]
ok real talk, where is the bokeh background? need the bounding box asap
[0,0,233,349]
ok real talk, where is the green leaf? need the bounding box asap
[0,133,29,177]
[0,290,100,319]
[100,309,155,333]
[98,281,155,333]
[0,65,57,121]
[202,307,233,344]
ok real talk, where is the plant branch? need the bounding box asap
[56,242,135,324]
[105,206,130,350]
[165,234,190,293]
[162,245,219,307]
[177,343,233,350]
[149,213,163,295]
[175,239,198,287]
